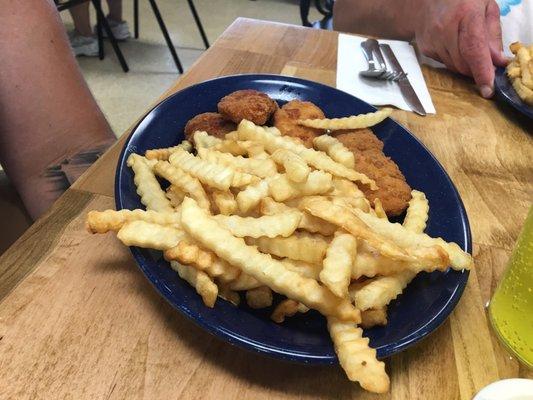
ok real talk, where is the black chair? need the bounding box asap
[57,0,210,74]
[56,0,129,72]
[300,0,334,30]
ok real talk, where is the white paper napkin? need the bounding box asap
[337,33,436,114]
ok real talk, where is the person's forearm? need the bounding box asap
[333,0,417,40]
[0,0,115,218]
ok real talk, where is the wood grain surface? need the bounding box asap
[0,18,531,399]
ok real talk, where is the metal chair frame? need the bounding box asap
[56,0,210,74]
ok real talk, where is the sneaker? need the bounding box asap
[95,18,131,41]
[68,31,98,57]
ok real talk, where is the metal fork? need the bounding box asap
[360,39,407,81]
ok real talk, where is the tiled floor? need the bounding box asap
[61,0,321,136]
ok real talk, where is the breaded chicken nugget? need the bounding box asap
[274,100,325,148]
[184,112,236,141]
[332,129,384,153]
[218,90,278,125]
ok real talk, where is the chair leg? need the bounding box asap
[186,0,209,49]
[300,0,312,27]
[95,2,104,60]
[91,0,129,72]
[134,0,139,39]
[148,0,183,73]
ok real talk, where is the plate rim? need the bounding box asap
[114,73,472,364]
[494,66,533,119]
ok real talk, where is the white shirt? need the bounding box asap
[497,0,533,55]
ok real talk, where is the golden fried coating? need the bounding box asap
[332,129,384,153]
[184,112,236,141]
[218,90,278,125]
[354,150,411,217]
[274,100,325,148]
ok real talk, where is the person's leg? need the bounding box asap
[104,0,130,40]
[0,0,115,219]
[68,1,93,37]
[107,0,123,22]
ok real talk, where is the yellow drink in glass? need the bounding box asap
[489,205,533,368]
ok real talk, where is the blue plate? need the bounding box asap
[495,66,533,119]
[115,74,471,364]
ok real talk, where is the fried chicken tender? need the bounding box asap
[322,127,411,216]
[218,90,278,125]
[333,129,384,153]
[274,100,325,148]
[184,112,236,141]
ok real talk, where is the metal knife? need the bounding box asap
[379,44,427,116]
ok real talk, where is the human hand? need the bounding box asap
[413,0,508,98]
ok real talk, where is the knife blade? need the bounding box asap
[379,44,427,116]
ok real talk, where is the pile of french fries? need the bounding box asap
[507,42,533,105]
[86,113,473,394]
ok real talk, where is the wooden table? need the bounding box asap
[1,18,531,399]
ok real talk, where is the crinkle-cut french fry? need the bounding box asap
[87,209,182,234]
[166,185,185,208]
[268,171,333,202]
[330,195,371,213]
[279,258,322,280]
[193,130,221,149]
[351,243,448,279]
[245,286,273,309]
[271,299,309,323]
[213,212,301,238]
[327,317,390,393]
[301,197,409,260]
[512,76,533,105]
[250,232,330,265]
[170,261,218,308]
[217,284,241,306]
[302,197,450,268]
[259,198,337,236]
[320,233,357,298]
[518,47,533,89]
[164,240,215,270]
[212,140,249,156]
[403,190,429,233]
[153,161,211,210]
[127,154,174,213]
[298,108,392,130]
[169,148,235,191]
[373,199,387,220]
[360,307,388,329]
[229,169,259,188]
[198,147,277,178]
[181,198,360,322]
[313,135,355,169]
[352,208,472,270]
[270,149,310,183]
[210,189,238,215]
[236,179,270,213]
[164,241,242,283]
[224,131,238,140]
[350,271,416,311]
[145,140,192,160]
[237,120,376,189]
[228,272,262,290]
[117,221,186,250]
[331,178,366,199]
[506,61,521,79]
